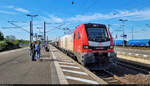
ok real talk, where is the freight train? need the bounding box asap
[52,23,117,70]
[114,39,150,47]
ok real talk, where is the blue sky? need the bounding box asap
[0,0,150,41]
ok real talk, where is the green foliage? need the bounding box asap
[0,41,7,47]
[0,41,7,50]
[0,32,4,41]
[0,34,30,51]
[5,35,16,42]
[22,40,29,43]
[12,40,19,45]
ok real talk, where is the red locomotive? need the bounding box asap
[53,23,117,70]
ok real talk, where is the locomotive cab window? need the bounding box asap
[74,33,76,39]
[78,32,80,39]
[86,27,110,42]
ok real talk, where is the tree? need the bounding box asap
[0,31,4,41]
[5,35,16,42]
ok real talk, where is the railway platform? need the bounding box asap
[1,45,150,84]
[0,45,107,84]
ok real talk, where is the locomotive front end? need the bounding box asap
[81,23,117,70]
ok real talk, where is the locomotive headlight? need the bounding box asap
[83,45,89,49]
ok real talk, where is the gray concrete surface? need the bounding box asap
[115,48,150,55]
[115,48,150,58]
[0,48,53,84]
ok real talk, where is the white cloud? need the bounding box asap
[41,15,63,23]
[66,9,150,22]
[15,8,29,13]
[66,13,108,22]
[49,15,63,23]
[0,10,16,14]
[115,9,150,20]
[40,8,150,24]
[0,5,30,14]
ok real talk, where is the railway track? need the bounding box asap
[92,69,130,84]
[95,58,150,84]
[54,46,127,84]
[59,49,150,84]
[53,45,150,84]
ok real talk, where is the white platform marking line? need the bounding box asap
[62,69,88,75]
[135,54,139,56]
[60,65,80,69]
[59,62,74,65]
[65,76,99,84]
[143,55,148,57]
[50,45,68,84]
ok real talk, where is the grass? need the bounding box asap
[0,45,29,52]
[21,46,29,48]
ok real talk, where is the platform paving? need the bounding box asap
[0,47,55,84]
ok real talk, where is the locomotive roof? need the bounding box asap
[84,23,106,28]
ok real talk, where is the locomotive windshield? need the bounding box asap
[86,27,110,42]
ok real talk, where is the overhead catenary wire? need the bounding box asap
[1,21,30,33]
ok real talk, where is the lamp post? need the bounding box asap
[26,14,38,45]
[26,14,38,21]
[119,19,128,47]
[26,14,38,57]
[44,21,46,43]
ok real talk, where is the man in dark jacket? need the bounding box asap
[30,42,36,61]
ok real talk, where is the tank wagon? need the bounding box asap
[114,39,150,47]
[55,23,117,70]
[128,39,150,47]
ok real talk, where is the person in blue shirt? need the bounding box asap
[35,41,41,61]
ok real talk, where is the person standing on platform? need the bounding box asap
[45,42,49,52]
[30,42,36,61]
[35,41,41,61]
